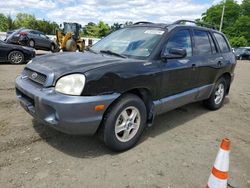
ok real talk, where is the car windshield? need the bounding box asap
[91,27,165,59]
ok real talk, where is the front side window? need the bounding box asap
[194,30,212,55]
[91,27,165,59]
[214,33,230,53]
[164,29,192,57]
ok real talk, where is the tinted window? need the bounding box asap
[194,30,211,55]
[165,30,192,57]
[214,33,230,53]
[245,49,250,55]
[208,33,217,54]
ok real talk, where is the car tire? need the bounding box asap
[65,39,77,51]
[100,94,147,151]
[8,51,24,64]
[50,43,55,52]
[203,77,227,110]
[28,39,35,48]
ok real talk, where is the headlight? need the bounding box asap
[55,74,86,95]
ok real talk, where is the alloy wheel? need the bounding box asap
[115,106,141,142]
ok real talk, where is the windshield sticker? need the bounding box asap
[144,30,165,35]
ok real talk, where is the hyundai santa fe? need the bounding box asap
[15,20,236,151]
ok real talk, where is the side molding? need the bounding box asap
[153,84,214,115]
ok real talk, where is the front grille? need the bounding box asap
[24,68,47,85]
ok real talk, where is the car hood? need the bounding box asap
[26,51,132,84]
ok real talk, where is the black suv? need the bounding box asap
[15,20,236,151]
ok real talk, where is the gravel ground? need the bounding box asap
[0,60,250,188]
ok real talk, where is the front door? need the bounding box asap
[160,29,199,98]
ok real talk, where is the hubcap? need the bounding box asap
[214,83,225,105]
[10,52,22,64]
[29,40,34,47]
[115,106,141,142]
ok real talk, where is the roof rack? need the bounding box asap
[133,21,153,25]
[172,20,217,30]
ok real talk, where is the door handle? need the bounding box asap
[217,61,222,67]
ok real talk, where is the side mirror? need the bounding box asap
[161,47,187,60]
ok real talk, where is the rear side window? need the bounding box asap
[208,33,217,54]
[213,33,230,53]
[193,30,212,55]
[165,29,192,57]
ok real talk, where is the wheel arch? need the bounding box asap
[28,38,35,47]
[219,72,232,95]
[105,88,154,125]
[7,50,24,61]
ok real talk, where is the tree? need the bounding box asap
[7,14,15,30]
[124,21,133,26]
[97,21,110,37]
[242,0,250,16]
[201,0,250,47]
[230,36,248,47]
[36,20,59,34]
[111,22,122,32]
[202,0,241,30]
[233,16,250,45]
[14,13,37,29]
[0,13,8,31]
[82,21,111,38]
[83,22,99,37]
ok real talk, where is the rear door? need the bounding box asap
[192,29,223,88]
[210,32,234,82]
[38,33,51,49]
[29,30,43,47]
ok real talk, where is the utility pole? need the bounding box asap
[219,0,226,32]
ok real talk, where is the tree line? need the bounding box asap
[0,0,249,47]
[0,13,59,35]
[0,12,131,38]
[200,0,250,47]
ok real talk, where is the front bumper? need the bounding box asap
[15,76,120,135]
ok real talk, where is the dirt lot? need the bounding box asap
[0,61,250,188]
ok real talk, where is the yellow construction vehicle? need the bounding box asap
[56,22,85,52]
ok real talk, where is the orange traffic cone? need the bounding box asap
[206,138,231,188]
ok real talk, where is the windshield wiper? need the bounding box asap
[100,50,127,58]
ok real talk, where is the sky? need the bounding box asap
[0,0,243,25]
